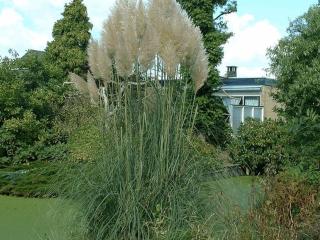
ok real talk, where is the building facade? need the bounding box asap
[215,67,278,132]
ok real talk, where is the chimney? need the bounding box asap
[227,66,237,78]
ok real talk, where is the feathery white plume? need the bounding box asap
[69,73,89,94]
[87,0,209,91]
[97,43,112,83]
[87,72,100,104]
[88,40,100,79]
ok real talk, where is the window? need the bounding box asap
[231,106,264,132]
[244,107,253,119]
[254,108,263,120]
[244,96,260,106]
[232,106,243,131]
[231,97,243,105]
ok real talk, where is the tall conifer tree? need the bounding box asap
[46,0,92,78]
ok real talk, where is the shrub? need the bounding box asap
[286,110,320,173]
[53,94,103,162]
[229,119,289,175]
[0,161,61,197]
[236,170,320,240]
[190,135,232,178]
[0,51,67,165]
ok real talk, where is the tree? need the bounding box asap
[46,0,92,78]
[268,5,320,119]
[177,0,236,146]
[268,5,320,180]
[0,51,67,166]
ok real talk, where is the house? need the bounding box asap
[215,66,278,132]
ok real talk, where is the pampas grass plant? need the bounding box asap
[51,0,214,239]
[53,84,208,239]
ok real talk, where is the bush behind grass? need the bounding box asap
[229,119,290,175]
[235,171,320,240]
[0,51,68,166]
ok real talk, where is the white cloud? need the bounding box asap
[0,0,116,56]
[219,13,281,77]
[0,8,48,56]
[0,8,23,27]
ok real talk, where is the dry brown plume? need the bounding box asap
[87,0,209,92]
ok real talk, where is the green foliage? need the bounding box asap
[283,111,320,185]
[194,91,232,146]
[55,94,104,162]
[268,5,320,119]
[0,52,67,165]
[229,115,319,178]
[287,110,320,164]
[177,0,236,146]
[229,119,289,175]
[268,4,320,191]
[46,0,92,78]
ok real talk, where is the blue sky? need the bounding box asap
[0,0,318,77]
[238,0,317,35]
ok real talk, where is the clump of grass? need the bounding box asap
[52,83,209,239]
[50,0,214,238]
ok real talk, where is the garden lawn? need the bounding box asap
[0,176,260,240]
[0,196,64,240]
[203,176,260,210]
[201,176,262,237]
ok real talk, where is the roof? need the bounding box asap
[221,77,277,87]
